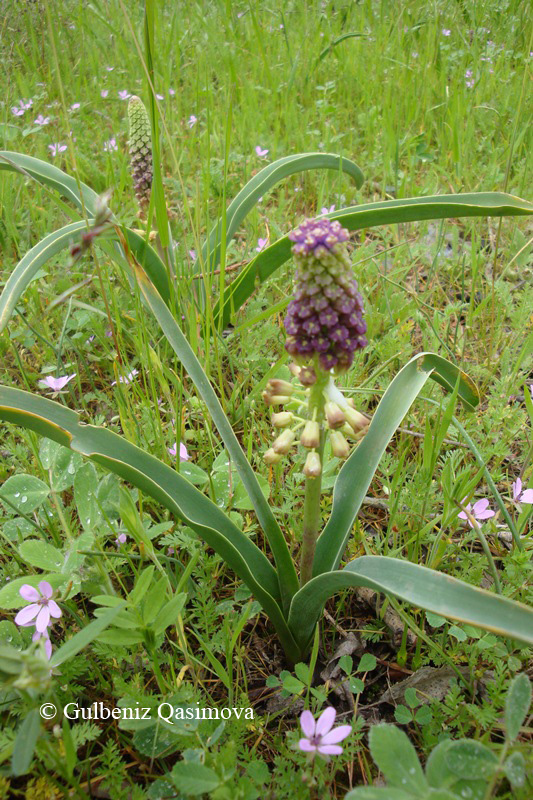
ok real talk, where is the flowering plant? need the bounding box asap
[1,75,533,663]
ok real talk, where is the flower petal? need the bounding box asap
[38,581,53,598]
[318,744,343,755]
[48,600,62,619]
[458,511,468,520]
[14,604,40,626]
[36,606,51,633]
[19,584,40,603]
[179,443,189,461]
[299,710,316,738]
[512,478,522,500]
[476,509,495,520]
[44,637,52,660]
[320,724,352,745]
[519,489,533,504]
[298,738,317,752]
[472,498,489,515]
[315,706,336,736]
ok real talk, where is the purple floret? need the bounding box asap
[284,217,367,373]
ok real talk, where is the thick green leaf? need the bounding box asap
[314,352,479,576]
[199,152,364,272]
[133,264,299,610]
[444,741,498,780]
[288,555,533,654]
[214,192,533,327]
[0,151,99,213]
[0,386,300,661]
[345,791,415,800]
[170,762,221,796]
[367,724,427,795]
[0,220,91,333]
[0,473,50,514]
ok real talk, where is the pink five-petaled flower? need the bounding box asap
[115,533,128,546]
[70,102,81,110]
[48,142,67,157]
[118,90,131,100]
[101,89,109,98]
[34,114,50,126]
[104,137,118,152]
[15,582,62,634]
[187,115,197,128]
[299,707,351,758]
[458,497,495,528]
[168,442,189,460]
[38,374,76,392]
[255,145,269,157]
[256,237,268,252]
[321,205,335,214]
[512,478,533,505]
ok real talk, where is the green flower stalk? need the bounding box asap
[128,96,153,214]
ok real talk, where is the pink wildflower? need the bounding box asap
[14,582,62,634]
[298,707,351,758]
[458,497,495,528]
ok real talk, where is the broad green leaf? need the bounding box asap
[367,724,428,795]
[199,152,364,271]
[129,566,156,606]
[503,751,526,788]
[50,604,126,667]
[74,462,103,529]
[288,556,533,654]
[0,386,300,661]
[504,672,531,742]
[444,740,498,780]
[0,621,23,648]
[426,740,486,799]
[213,192,533,327]
[0,474,50,514]
[170,762,221,796]
[153,593,186,634]
[132,725,181,758]
[314,353,479,576]
[18,540,63,572]
[39,439,83,492]
[133,265,299,611]
[11,708,41,776]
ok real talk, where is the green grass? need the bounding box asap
[0,0,532,798]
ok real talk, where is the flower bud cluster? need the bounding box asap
[128,96,153,212]
[263,370,370,474]
[284,218,367,374]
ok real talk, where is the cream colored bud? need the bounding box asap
[267,379,294,395]
[288,362,301,378]
[264,448,283,465]
[303,450,322,478]
[262,391,291,407]
[345,406,369,433]
[300,420,320,449]
[330,430,350,459]
[273,429,296,454]
[325,401,346,429]
[271,411,293,428]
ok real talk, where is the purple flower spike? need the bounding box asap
[298,707,351,758]
[284,218,367,373]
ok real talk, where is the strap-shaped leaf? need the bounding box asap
[133,264,300,609]
[313,353,479,576]
[199,152,364,271]
[0,152,170,314]
[213,192,533,327]
[288,555,533,653]
[0,220,92,333]
[0,386,300,659]
[0,151,99,214]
